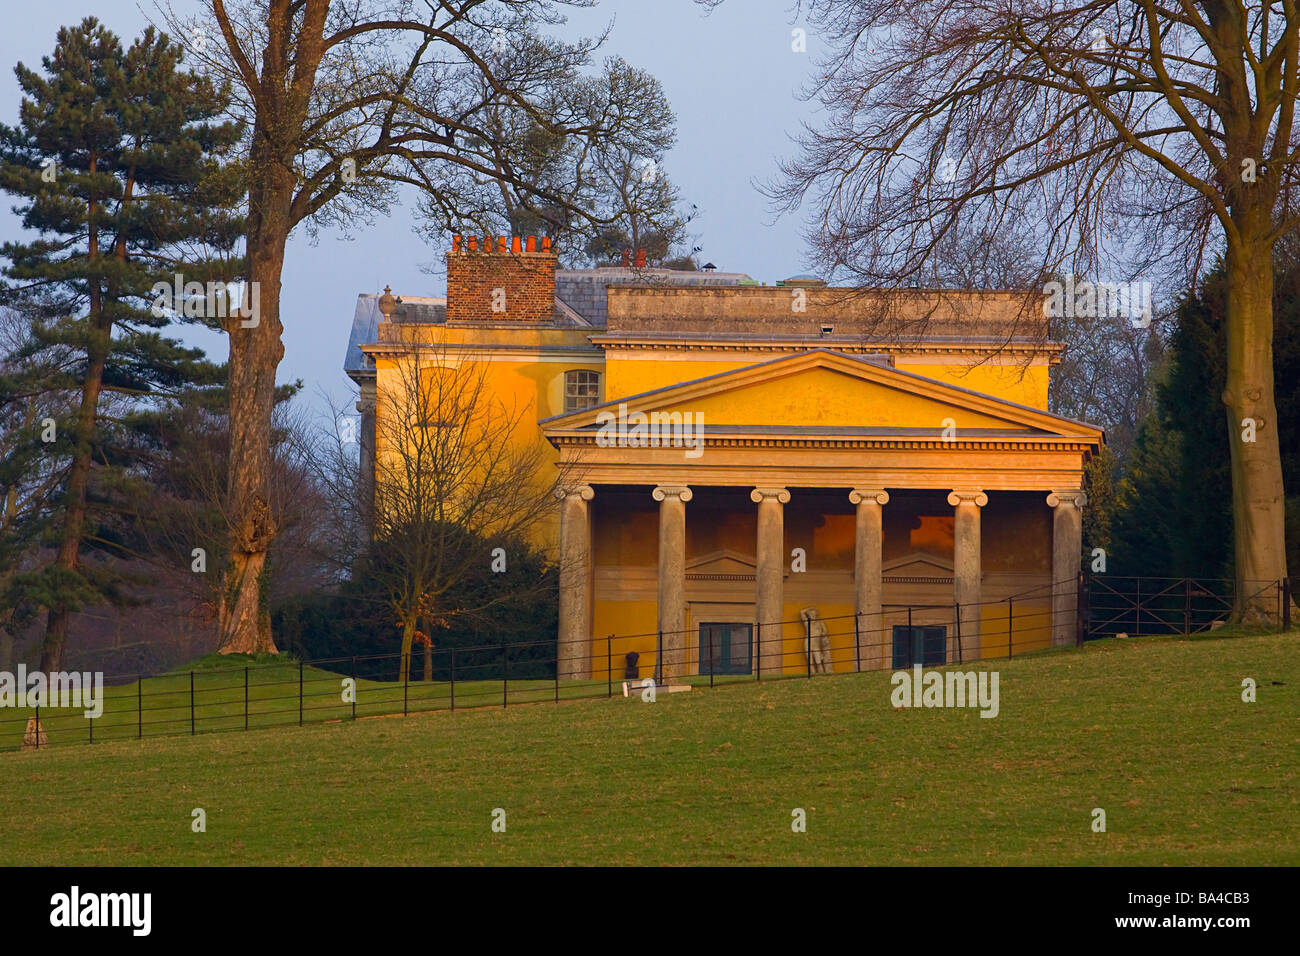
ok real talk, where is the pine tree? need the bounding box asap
[0,18,242,672]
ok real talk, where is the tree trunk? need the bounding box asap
[39,314,111,674]
[217,164,292,655]
[423,641,433,682]
[1224,231,1289,624]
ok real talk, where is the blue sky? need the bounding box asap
[0,0,818,416]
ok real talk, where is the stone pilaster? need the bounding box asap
[751,487,791,674]
[652,485,692,680]
[948,490,988,661]
[1047,490,1087,647]
[556,484,595,679]
[849,489,889,670]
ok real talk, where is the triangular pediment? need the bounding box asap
[883,551,955,578]
[541,349,1102,439]
[686,549,756,578]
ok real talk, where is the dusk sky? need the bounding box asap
[0,0,819,418]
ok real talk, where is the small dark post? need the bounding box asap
[1184,578,1192,635]
[657,629,664,683]
[708,627,715,689]
[607,636,613,698]
[1284,577,1292,631]
[34,705,38,750]
[1135,577,1142,637]
[502,640,508,709]
[89,708,93,744]
[1007,595,1014,659]
[450,648,456,712]
[955,603,963,664]
[1077,570,1089,646]
[403,653,409,716]
[554,645,560,705]
[190,671,195,735]
[907,605,913,664]
[350,657,357,720]
[298,660,304,726]
[854,612,861,673]
[137,677,142,739]
[805,615,812,678]
[244,667,249,731]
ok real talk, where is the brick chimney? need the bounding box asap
[446,234,557,324]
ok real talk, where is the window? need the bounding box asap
[564,369,601,412]
[891,626,947,669]
[699,623,753,676]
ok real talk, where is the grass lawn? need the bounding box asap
[0,631,1296,865]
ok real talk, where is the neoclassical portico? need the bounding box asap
[543,347,1101,679]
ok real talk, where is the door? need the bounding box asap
[699,623,753,675]
[891,625,947,668]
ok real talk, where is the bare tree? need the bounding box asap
[313,344,563,679]
[760,1,1300,621]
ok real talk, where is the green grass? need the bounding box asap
[1,631,1296,865]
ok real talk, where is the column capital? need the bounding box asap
[750,487,791,504]
[947,490,988,507]
[652,484,693,503]
[1046,490,1087,509]
[556,483,595,502]
[849,488,890,506]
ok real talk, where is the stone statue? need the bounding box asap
[800,606,833,674]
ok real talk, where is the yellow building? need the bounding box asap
[346,236,1104,682]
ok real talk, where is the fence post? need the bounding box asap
[1007,596,1013,659]
[137,676,142,739]
[298,660,304,726]
[1285,577,1292,631]
[502,641,508,709]
[450,648,456,712]
[906,605,913,664]
[89,705,93,744]
[955,603,963,664]
[350,657,357,720]
[403,653,409,716]
[244,667,249,731]
[1135,577,1142,637]
[708,627,715,689]
[190,671,195,735]
[1184,578,1192,635]
[554,644,559,705]
[607,636,612,698]
[657,629,664,684]
[805,615,812,678]
[1076,570,1088,647]
[34,704,38,750]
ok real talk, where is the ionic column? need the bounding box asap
[1047,490,1087,647]
[556,484,595,680]
[652,485,692,681]
[947,490,988,661]
[751,487,790,675]
[849,489,889,671]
